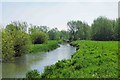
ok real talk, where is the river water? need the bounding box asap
[2,44,76,78]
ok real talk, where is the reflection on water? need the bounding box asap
[2,44,76,78]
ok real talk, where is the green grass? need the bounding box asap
[30,40,60,53]
[40,40,119,78]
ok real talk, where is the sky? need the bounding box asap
[1,0,119,30]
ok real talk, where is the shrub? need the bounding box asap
[13,31,31,57]
[2,23,31,61]
[31,31,48,44]
[26,70,40,78]
[2,30,15,62]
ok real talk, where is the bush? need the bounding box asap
[30,40,59,53]
[13,31,31,57]
[2,23,31,61]
[26,70,40,78]
[31,31,48,44]
[2,30,15,62]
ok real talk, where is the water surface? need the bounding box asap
[2,44,76,78]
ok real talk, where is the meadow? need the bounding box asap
[39,40,119,78]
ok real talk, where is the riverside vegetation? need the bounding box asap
[37,41,118,78]
[30,40,60,53]
[26,16,120,78]
[2,16,120,78]
[2,22,63,62]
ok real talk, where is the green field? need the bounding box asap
[40,40,119,78]
[30,40,60,53]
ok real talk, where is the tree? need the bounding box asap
[67,21,78,41]
[9,21,28,33]
[112,18,120,40]
[29,25,49,34]
[59,30,69,40]
[67,20,90,41]
[91,16,113,41]
[2,30,15,62]
[26,70,40,78]
[48,28,60,40]
[2,22,31,62]
[31,31,48,44]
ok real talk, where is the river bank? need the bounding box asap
[30,40,61,53]
[31,40,118,78]
[2,43,76,78]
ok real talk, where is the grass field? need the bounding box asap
[30,40,60,53]
[40,40,119,78]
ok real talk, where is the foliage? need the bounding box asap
[39,40,118,78]
[26,70,40,78]
[48,28,60,40]
[30,31,48,44]
[67,20,90,41]
[91,16,114,41]
[2,30,15,62]
[30,40,60,53]
[6,21,28,33]
[59,30,69,40]
[112,18,120,41]
[2,22,31,61]
[29,25,49,34]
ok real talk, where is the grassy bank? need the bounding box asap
[30,40,61,53]
[38,40,119,78]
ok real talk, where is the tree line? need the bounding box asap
[68,16,120,41]
[2,21,69,62]
[2,16,119,62]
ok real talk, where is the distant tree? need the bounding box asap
[31,31,48,44]
[112,18,120,40]
[67,21,78,41]
[76,21,91,40]
[91,16,113,41]
[48,28,60,40]
[29,25,49,34]
[67,20,90,41]
[59,30,69,40]
[7,21,28,33]
[118,18,120,41]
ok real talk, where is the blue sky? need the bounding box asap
[1,1,118,30]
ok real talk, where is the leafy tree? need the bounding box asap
[112,18,120,40]
[118,18,120,41]
[48,28,60,40]
[31,31,48,44]
[2,30,15,62]
[91,16,113,41]
[6,23,31,57]
[67,20,90,41]
[26,70,40,78]
[29,25,49,34]
[59,30,69,40]
[9,21,28,33]
[67,21,78,41]
[2,22,31,61]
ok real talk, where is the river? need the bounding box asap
[2,43,76,78]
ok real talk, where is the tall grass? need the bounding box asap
[30,40,60,53]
